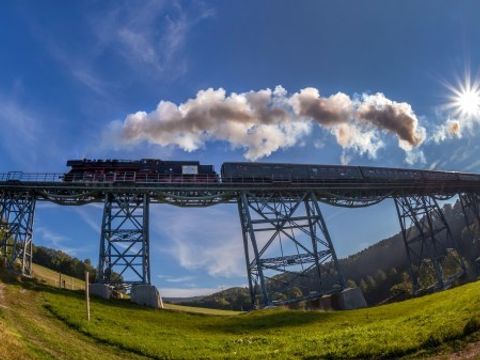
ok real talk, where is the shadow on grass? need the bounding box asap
[200,309,337,333]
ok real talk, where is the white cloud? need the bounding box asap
[313,139,325,149]
[0,92,61,168]
[463,159,480,172]
[428,159,440,170]
[92,0,214,78]
[36,227,80,256]
[151,205,245,278]
[24,1,213,97]
[73,206,102,235]
[405,149,426,165]
[158,275,195,283]
[432,118,461,143]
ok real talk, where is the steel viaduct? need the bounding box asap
[1,168,480,308]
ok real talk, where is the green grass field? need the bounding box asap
[2,268,480,359]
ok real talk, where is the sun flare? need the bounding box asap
[455,88,480,117]
[448,78,480,118]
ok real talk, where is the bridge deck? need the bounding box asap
[0,171,479,207]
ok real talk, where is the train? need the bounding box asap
[62,159,480,185]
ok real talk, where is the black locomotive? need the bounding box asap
[64,159,218,183]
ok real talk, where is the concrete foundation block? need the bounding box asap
[332,287,367,310]
[131,285,164,309]
[318,294,334,310]
[89,283,112,300]
[307,294,334,311]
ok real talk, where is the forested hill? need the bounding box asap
[340,201,480,304]
[172,200,480,310]
[0,227,97,281]
[32,245,97,281]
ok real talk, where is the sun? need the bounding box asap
[447,77,480,118]
[454,87,480,117]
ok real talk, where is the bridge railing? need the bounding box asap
[0,171,472,188]
[0,171,222,184]
[0,171,374,184]
[0,172,63,182]
[0,171,354,185]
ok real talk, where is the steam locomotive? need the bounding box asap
[63,159,480,185]
[64,159,218,183]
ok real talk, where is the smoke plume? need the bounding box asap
[111,86,426,161]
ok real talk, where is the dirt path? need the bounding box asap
[430,341,480,360]
[0,281,8,309]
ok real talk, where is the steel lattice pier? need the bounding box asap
[97,193,150,286]
[0,192,36,276]
[394,195,466,293]
[459,192,480,237]
[238,191,345,308]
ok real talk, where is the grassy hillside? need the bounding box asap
[2,269,480,359]
[0,272,148,360]
[32,263,86,290]
[30,263,238,316]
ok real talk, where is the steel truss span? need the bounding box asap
[1,166,480,307]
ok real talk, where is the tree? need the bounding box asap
[272,292,287,302]
[288,287,303,299]
[359,279,368,292]
[346,279,357,288]
[375,269,387,282]
[388,267,398,277]
[366,275,376,289]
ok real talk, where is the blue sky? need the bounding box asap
[1,1,480,296]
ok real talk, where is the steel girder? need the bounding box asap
[97,193,150,286]
[0,192,36,276]
[238,191,345,308]
[394,196,465,293]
